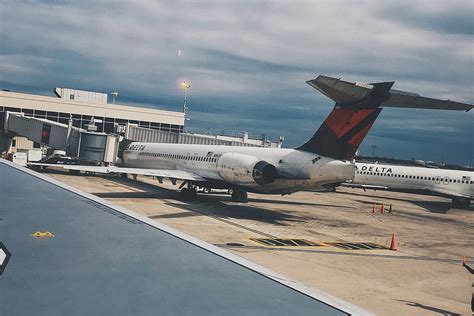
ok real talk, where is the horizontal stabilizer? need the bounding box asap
[307,75,473,111]
[384,89,473,111]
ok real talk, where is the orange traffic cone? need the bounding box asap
[380,202,385,214]
[371,203,376,213]
[390,233,397,251]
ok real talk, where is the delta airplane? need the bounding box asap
[344,162,473,208]
[33,75,473,202]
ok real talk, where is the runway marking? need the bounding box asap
[218,244,462,264]
[324,242,387,250]
[250,239,387,250]
[251,238,324,247]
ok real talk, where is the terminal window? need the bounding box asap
[22,109,34,116]
[34,110,46,118]
[5,107,20,112]
[150,122,161,130]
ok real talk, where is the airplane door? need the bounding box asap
[434,176,441,184]
[443,177,449,185]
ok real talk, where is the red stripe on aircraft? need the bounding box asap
[324,108,378,138]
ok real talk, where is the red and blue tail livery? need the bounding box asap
[297,79,394,160]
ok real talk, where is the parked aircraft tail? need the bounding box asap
[297,75,473,160]
[297,76,393,160]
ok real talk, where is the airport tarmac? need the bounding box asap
[42,169,473,315]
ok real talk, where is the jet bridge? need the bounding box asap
[2,112,119,164]
[2,111,81,155]
[1,112,281,163]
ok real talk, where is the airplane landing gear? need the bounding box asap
[452,198,470,209]
[69,169,80,175]
[231,189,248,202]
[180,187,197,201]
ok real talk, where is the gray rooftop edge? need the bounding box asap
[0,158,373,315]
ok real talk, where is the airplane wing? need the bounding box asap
[429,187,473,199]
[29,163,206,181]
[2,159,369,315]
[342,182,473,200]
[307,76,473,111]
[30,163,311,181]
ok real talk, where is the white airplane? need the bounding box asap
[344,162,474,208]
[32,75,473,202]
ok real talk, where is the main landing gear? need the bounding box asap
[180,187,197,201]
[452,198,471,209]
[178,181,248,203]
[230,189,248,203]
[179,181,197,201]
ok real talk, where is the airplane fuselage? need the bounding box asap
[123,143,355,194]
[353,162,474,201]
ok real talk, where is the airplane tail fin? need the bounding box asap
[297,75,472,160]
[296,76,394,160]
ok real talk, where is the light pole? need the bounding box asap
[371,145,378,157]
[181,81,190,123]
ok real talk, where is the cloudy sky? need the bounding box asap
[1,0,473,164]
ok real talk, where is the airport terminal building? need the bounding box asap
[0,88,185,133]
[1,87,281,158]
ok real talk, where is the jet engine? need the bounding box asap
[216,153,278,186]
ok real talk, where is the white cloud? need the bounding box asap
[1,0,472,163]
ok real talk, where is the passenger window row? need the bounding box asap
[138,151,218,162]
[356,171,473,184]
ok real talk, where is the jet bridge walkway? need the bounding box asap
[0,159,371,315]
[2,111,83,155]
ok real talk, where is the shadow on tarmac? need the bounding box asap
[397,300,462,315]
[165,201,306,226]
[102,176,309,226]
